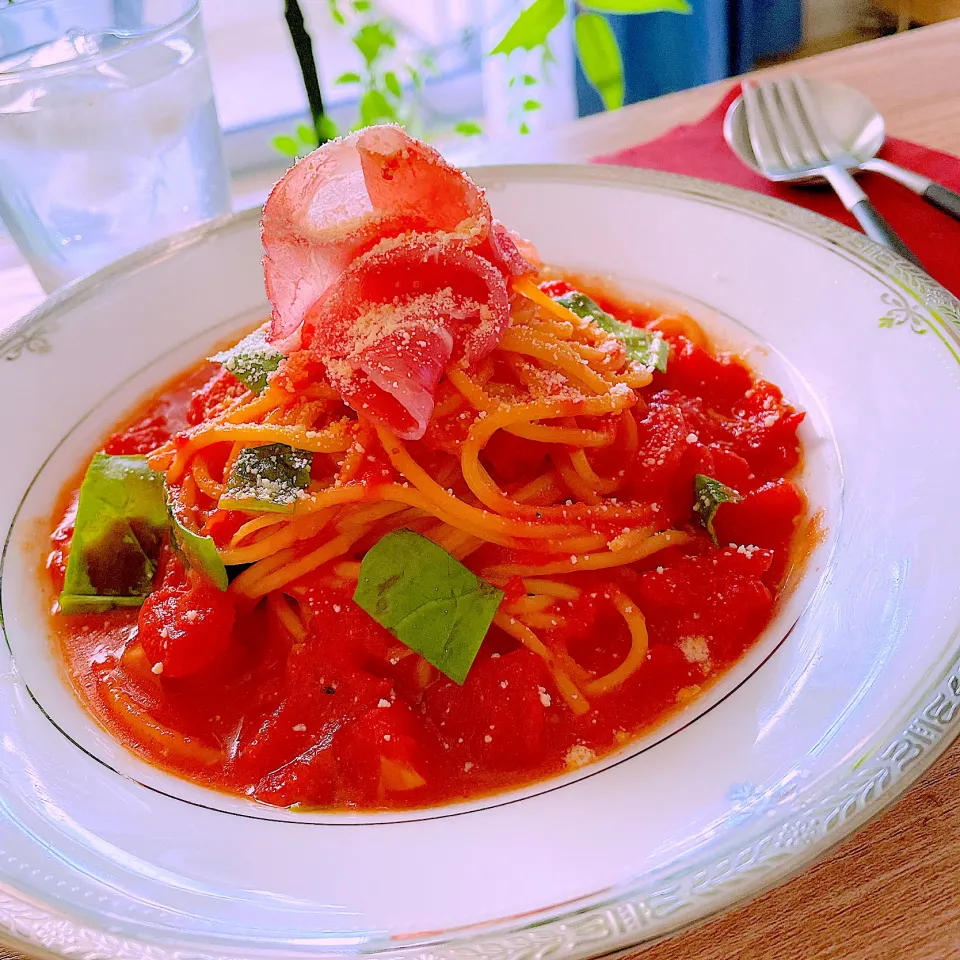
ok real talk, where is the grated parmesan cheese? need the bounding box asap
[679,635,711,671]
[565,744,596,769]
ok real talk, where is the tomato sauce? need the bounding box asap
[46,285,809,812]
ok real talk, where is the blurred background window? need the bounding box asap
[2,0,948,203]
[1,0,952,286]
[204,0,489,172]
[199,0,931,179]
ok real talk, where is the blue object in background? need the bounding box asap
[733,0,804,69]
[575,0,803,117]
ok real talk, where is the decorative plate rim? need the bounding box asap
[2,165,959,960]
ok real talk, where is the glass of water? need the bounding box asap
[0,0,230,292]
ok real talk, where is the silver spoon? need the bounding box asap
[724,77,960,222]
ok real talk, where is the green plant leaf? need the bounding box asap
[354,529,504,684]
[694,474,741,545]
[335,71,362,84]
[317,114,339,142]
[353,22,396,67]
[352,0,372,10]
[408,66,423,88]
[556,290,668,372]
[359,88,398,125]
[272,134,300,157]
[523,73,538,85]
[489,0,566,56]
[221,444,314,514]
[59,455,167,614]
[327,0,346,25]
[455,120,483,136]
[575,12,624,111]
[384,69,402,98]
[208,325,282,395]
[522,98,542,111]
[296,122,319,147]
[59,595,149,614]
[580,0,691,11]
[519,121,531,134]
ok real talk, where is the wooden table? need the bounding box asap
[2,18,960,960]
[875,0,960,27]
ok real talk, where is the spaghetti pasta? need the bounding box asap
[47,127,807,812]
[48,265,808,811]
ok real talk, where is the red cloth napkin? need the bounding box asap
[592,86,960,298]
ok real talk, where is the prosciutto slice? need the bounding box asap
[261,125,535,438]
[300,237,510,440]
[263,125,529,344]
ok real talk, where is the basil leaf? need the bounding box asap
[220,443,313,513]
[58,595,152,615]
[59,454,167,614]
[354,529,504,685]
[556,290,669,373]
[694,473,742,545]
[168,498,228,591]
[209,325,282,395]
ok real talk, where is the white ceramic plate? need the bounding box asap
[2,166,959,960]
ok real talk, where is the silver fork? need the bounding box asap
[742,76,922,268]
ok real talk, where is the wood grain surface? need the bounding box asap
[874,0,960,26]
[2,19,960,960]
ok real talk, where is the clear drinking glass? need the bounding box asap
[0,0,230,292]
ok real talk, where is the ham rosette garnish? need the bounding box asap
[261,124,538,440]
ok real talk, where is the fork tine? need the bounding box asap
[756,81,805,169]
[741,80,783,172]
[791,76,846,159]
[772,78,825,166]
